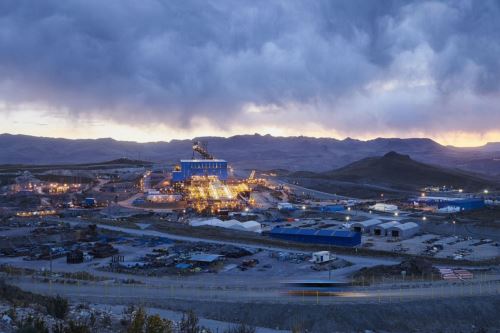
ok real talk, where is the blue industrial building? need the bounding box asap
[269,227,361,247]
[443,198,485,211]
[172,159,228,182]
[412,197,485,212]
[318,204,345,212]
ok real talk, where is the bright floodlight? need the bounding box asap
[484,189,489,194]
[302,205,306,210]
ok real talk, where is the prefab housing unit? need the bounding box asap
[372,221,400,236]
[351,219,383,233]
[388,222,420,239]
[269,228,361,247]
[312,251,335,263]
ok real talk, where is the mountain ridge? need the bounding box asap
[0,133,499,176]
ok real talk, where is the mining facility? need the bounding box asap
[167,141,251,214]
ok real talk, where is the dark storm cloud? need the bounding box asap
[0,0,499,134]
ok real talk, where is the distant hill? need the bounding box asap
[479,142,500,153]
[290,151,496,191]
[0,158,152,172]
[0,133,499,176]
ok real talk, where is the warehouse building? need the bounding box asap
[351,219,383,234]
[372,221,400,236]
[411,197,485,212]
[269,228,361,247]
[388,222,420,239]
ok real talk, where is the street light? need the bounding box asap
[345,216,350,221]
[484,189,489,194]
[394,212,399,217]
[422,216,427,221]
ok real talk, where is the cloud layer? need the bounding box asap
[0,0,499,138]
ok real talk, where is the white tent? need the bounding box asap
[189,218,261,233]
[241,221,262,233]
[190,218,224,227]
[369,203,398,212]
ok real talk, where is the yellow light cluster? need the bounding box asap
[185,176,250,213]
[16,209,57,217]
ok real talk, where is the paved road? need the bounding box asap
[10,277,500,305]
[268,179,350,200]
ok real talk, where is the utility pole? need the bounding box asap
[49,247,53,276]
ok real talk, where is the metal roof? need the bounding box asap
[375,221,400,229]
[270,228,358,238]
[180,159,227,162]
[352,219,382,227]
[389,222,419,231]
[189,253,224,263]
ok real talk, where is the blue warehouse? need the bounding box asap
[411,197,485,212]
[269,227,361,247]
[172,159,228,182]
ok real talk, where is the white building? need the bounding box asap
[369,203,398,212]
[311,251,335,264]
[351,219,383,233]
[372,221,400,236]
[277,202,295,210]
[388,222,420,239]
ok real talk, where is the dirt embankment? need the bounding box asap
[144,296,500,333]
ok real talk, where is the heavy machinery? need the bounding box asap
[192,141,214,160]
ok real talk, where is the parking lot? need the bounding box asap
[362,233,499,260]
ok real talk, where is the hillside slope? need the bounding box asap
[292,152,496,191]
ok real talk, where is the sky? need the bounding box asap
[0,0,499,147]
